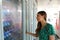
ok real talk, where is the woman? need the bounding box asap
[26,11,55,40]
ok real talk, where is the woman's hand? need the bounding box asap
[26,31,30,34]
[49,35,55,40]
[26,31,38,37]
[26,30,29,34]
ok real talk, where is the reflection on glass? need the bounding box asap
[2,0,23,40]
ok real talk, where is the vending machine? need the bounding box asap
[2,0,38,40]
[2,0,23,40]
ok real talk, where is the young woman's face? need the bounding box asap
[36,14,44,22]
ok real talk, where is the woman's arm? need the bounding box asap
[49,35,55,40]
[26,32,38,37]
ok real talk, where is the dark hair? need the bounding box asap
[36,11,47,33]
[37,11,47,21]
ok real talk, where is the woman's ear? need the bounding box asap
[43,15,46,21]
[42,15,45,19]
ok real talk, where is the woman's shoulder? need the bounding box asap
[46,23,55,35]
[46,23,54,29]
[46,23,53,27]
